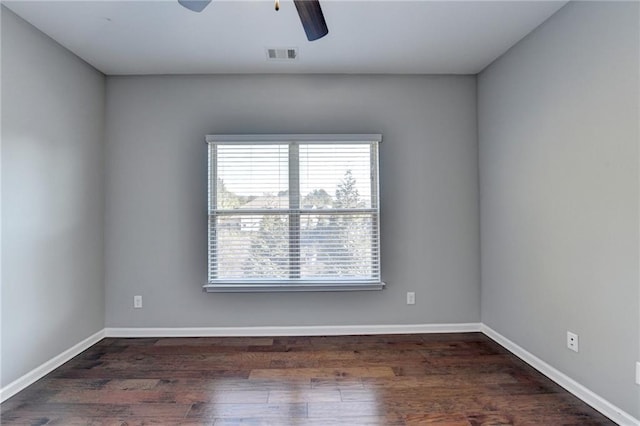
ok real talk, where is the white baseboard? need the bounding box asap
[481,324,639,426]
[0,329,105,403]
[104,322,482,337]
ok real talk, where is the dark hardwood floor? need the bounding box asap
[1,333,615,425]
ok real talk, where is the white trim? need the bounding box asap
[481,324,640,426]
[203,282,385,292]
[206,134,382,144]
[104,323,482,338]
[0,329,105,403]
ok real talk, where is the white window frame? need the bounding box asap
[204,134,384,292]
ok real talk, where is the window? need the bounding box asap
[205,134,383,292]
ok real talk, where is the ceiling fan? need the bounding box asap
[177,0,329,41]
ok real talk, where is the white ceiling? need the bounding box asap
[3,0,568,75]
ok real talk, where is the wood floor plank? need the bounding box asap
[404,412,471,425]
[50,368,252,380]
[212,416,405,425]
[309,377,364,390]
[186,402,307,419]
[102,378,162,390]
[155,337,274,347]
[0,334,616,425]
[361,372,519,389]
[343,387,492,404]
[268,389,342,403]
[464,411,516,426]
[152,377,311,392]
[2,402,191,419]
[249,367,395,380]
[307,401,385,418]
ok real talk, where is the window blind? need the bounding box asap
[205,134,383,292]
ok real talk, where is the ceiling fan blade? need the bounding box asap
[178,0,212,13]
[293,0,328,41]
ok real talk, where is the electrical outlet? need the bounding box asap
[134,295,142,309]
[406,292,415,305]
[636,362,640,385]
[566,331,578,352]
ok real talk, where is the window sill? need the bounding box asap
[203,281,385,293]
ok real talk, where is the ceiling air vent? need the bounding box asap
[266,47,298,61]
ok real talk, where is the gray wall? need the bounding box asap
[104,74,480,327]
[1,8,106,387]
[478,1,639,418]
